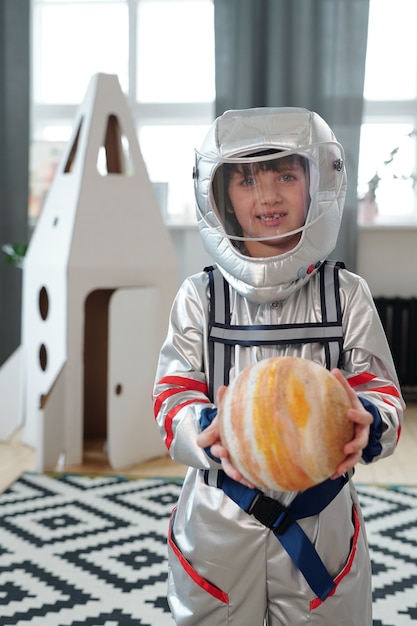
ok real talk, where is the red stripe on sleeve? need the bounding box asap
[154,387,185,418]
[157,375,208,395]
[366,384,401,398]
[164,398,210,450]
[347,374,401,400]
[396,424,402,444]
[347,372,376,388]
[154,375,211,450]
[154,375,209,419]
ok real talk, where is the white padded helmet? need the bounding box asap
[194,107,346,303]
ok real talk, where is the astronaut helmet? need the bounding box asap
[194,107,347,303]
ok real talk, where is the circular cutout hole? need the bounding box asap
[115,383,123,395]
[39,344,48,371]
[39,287,49,320]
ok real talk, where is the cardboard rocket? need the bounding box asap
[0,73,178,471]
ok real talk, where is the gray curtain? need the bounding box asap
[0,0,30,365]
[214,0,369,271]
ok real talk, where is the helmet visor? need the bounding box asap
[211,151,310,242]
[206,146,342,242]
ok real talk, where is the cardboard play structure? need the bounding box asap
[0,73,178,471]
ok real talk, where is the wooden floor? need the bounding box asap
[1,403,416,494]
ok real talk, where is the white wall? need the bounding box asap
[169,224,417,298]
[357,225,417,298]
[168,224,213,284]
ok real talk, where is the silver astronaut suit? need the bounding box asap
[153,108,404,625]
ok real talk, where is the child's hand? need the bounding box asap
[330,369,373,479]
[196,386,255,488]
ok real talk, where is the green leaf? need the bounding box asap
[2,243,28,268]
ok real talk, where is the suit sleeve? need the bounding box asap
[152,274,222,469]
[339,271,405,463]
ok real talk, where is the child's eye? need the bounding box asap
[281,173,296,182]
[242,177,255,186]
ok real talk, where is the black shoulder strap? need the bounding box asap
[206,266,232,402]
[319,260,344,372]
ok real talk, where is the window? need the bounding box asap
[30,0,215,228]
[358,0,417,224]
[33,1,414,228]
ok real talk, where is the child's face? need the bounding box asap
[226,156,309,258]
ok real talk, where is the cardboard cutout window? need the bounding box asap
[97,114,134,176]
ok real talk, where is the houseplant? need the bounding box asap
[358,131,417,222]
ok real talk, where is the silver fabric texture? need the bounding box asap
[154,268,404,625]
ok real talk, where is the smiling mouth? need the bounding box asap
[258,213,286,221]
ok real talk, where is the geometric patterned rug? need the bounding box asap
[0,474,416,626]
[356,483,417,626]
[0,473,181,626]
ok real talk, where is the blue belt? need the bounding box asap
[217,471,350,601]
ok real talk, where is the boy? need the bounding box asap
[153,107,404,625]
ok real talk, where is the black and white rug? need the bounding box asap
[0,473,416,626]
[0,473,180,626]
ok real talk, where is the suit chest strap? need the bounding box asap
[206,260,344,402]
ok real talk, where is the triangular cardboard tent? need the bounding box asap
[1,73,178,471]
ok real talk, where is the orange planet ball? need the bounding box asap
[218,356,353,492]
